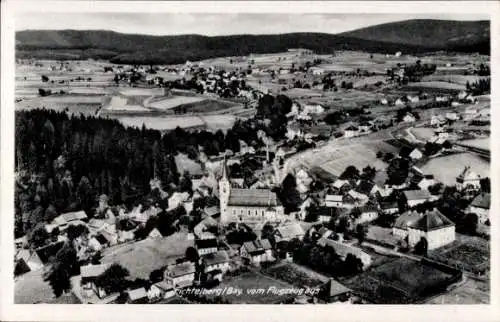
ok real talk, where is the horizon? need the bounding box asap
[14,13,489,36]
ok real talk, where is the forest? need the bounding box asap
[15,94,292,239]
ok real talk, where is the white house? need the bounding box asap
[409,148,423,160]
[466,193,490,224]
[240,239,274,265]
[164,262,196,289]
[456,166,482,192]
[148,281,176,301]
[355,205,379,225]
[325,194,344,207]
[445,112,458,121]
[380,201,399,215]
[195,238,218,256]
[309,67,325,75]
[80,263,112,299]
[402,113,416,123]
[403,190,432,208]
[343,126,360,138]
[126,287,148,304]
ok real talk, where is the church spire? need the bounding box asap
[222,152,229,180]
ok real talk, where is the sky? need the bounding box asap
[15,13,488,36]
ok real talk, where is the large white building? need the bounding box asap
[219,159,285,223]
[456,166,482,191]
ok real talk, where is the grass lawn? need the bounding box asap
[262,262,328,288]
[215,271,298,304]
[421,153,490,186]
[15,270,54,304]
[425,276,489,304]
[101,232,194,279]
[343,257,455,303]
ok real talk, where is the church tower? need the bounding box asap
[219,154,231,222]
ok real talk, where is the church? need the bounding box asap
[219,158,285,223]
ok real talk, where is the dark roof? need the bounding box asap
[470,193,490,209]
[228,189,281,207]
[95,234,109,245]
[203,250,230,266]
[403,189,431,201]
[407,209,455,232]
[195,238,218,249]
[399,146,413,157]
[380,201,398,210]
[355,180,375,196]
[34,241,65,264]
[325,278,351,297]
[242,239,272,254]
[345,126,359,131]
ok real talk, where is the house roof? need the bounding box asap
[167,262,196,278]
[325,194,343,202]
[407,209,454,232]
[457,166,481,181]
[34,241,65,264]
[54,211,87,226]
[195,238,218,249]
[380,201,398,210]
[81,263,112,278]
[88,218,107,230]
[154,280,174,291]
[360,204,378,213]
[204,206,220,217]
[275,223,305,239]
[228,189,281,207]
[242,239,272,254]
[345,126,359,131]
[332,179,350,189]
[394,211,421,230]
[325,278,351,297]
[127,287,148,301]
[203,250,229,266]
[403,189,431,201]
[317,238,371,264]
[470,193,490,209]
[94,234,109,245]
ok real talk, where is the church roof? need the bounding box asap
[228,189,281,207]
[407,209,454,232]
[457,166,481,181]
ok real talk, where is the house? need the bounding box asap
[358,121,372,132]
[321,278,352,303]
[355,205,379,225]
[456,166,481,191]
[380,98,388,105]
[240,239,274,265]
[80,263,112,299]
[148,228,164,239]
[353,180,379,199]
[332,179,351,191]
[164,262,196,289]
[393,210,422,238]
[380,201,399,215]
[203,250,230,278]
[309,67,325,75]
[406,209,455,250]
[403,190,432,208]
[274,223,305,242]
[466,193,490,224]
[394,98,406,106]
[402,113,416,123]
[417,175,437,191]
[88,234,110,251]
[126,287,148,304]
[317,238,372,269]
[445,112,458,121]
[343,126,360,138]
[148,281,176,301]
[313,206,343,223]
[52,210,88,231]
[430,114,446,127]
[325,194,344,207]
[195,238,218,256]
[409,148,423,160]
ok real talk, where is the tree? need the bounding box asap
[414,237,428,255]
[361,166,376,180]
[95,264,130,294]
[387,158,409,186]
[344,253,363,273]
[428,182,443,195]
[29,223,50,249]
[355,224,368,244]
[461,213,478,235]
[179,172,193,193]
[480,177,490,193]
[66,224,88,241]
[339,166,359,180]
[185,246,199,263]
[41,75,49,82]
[261,223,276,246]
[44,243,78,297]
[376,151,383,159]
[279,173,302,213]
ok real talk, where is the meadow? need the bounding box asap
[421,152,490,185]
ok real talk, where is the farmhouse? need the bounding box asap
[240,239,274,265]
[164,262,196,289]
[355,204,379,224]
[402,113,417,123]
[317,238,372,270]
[430,114,446,127]
[380,201,399,215]
[456,166,481,191]
[403,190,432,208]
[80,263,112,299]
[126,287,148,304]
[274,223,305,242]
[202,250,230,277]
[406,209,455,250]
[309,67,325,75]
[148,281,176,301]
[195,238,218,256]
[219,158,285,223]
[466,193,490,224]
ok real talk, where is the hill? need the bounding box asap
[15,19,490,64]
[340,19,490,53]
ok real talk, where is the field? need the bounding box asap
[262,262,328,288]
[458,138,490,151]
[421,152,490,185]
[148,96,206,110]
[214,271,298,304]
[105,95,152,112]
[343,257,456,304]
[410,127,436,141]
[425,276,489,304]
[15,270,54,304]
[16,95,103,115]
[421,74,485,85]
[101,232,194,279]
[400,81,465,94]
[428,234,490,275]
